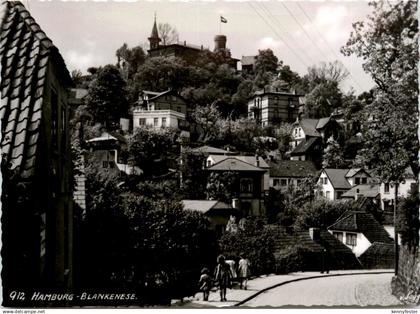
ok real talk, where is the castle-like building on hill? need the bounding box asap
[147,17,239,69]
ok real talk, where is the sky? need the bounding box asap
[26,0,376,94]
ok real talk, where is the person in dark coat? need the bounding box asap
[198,268,212,301]
[213,255,232,301]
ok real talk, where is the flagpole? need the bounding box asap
[219,16,221,34]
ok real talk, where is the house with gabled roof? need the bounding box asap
[289,117,343,166]
[206,156,267,217]
[328,211,394,258]
[267,226,361,272]
[182,200,238,235]
[269,160,318,191]
[317,168,372,200]
[1,1,73,302]
[132,89,188,130]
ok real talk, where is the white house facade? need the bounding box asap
[133,109,186,129]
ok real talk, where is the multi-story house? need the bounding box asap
[269,160,318,192]
[1,1,73,303]
[206,156,267,217]
[132,89,188,130]
[247,88,301,127]
[380,166,417,211]
[328,211,394,268]
[317,168,372,200]
[289,117,343,165]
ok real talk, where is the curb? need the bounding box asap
[234,271,394,307]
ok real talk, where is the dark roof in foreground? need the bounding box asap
[192,145,231,155]
[328,211,393,244]
[290,137,320,155]
[182,200,236,216]
[269,160,318,178]
[1,1,71,178]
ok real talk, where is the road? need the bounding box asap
[242,273,402,307]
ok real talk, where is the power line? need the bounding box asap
[247,2,311,69]
[295,2,364,91]
[257,2,318,66]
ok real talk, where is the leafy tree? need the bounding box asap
[116,43,146,80]
[133,57,190,93]
[293,198,359,231]
[304,80,343,118]
[277,63,301,90]
[254,49,278,74]
[127,127,179,176]
[219,217,276,276]
[85,65,128,128]
[322,137,346,168]
[342,0,418,181]
[179,148,207,199]
[397,189,420,250]
[158,23,179,45]
[206,171,239,203]
[190,103,226,145]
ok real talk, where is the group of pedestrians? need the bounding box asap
[198,254,251,302]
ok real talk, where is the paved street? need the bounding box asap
[242,273,402,307]
[175,270,402,308]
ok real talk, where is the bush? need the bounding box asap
[219,218,276,276]
[275,245,317,274]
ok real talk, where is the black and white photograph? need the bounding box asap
[0,0,419,309]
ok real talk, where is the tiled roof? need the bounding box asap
[300,119,321,137]
[182,200,233,214]
[341,184,380,198]
[241,55,257,65]
[267,225,361,268]
[269,160,317,178]
[0,1,71,178]
[328,211,394,244]
[290,137,319,155]
[345,168,370,178]
[323,168,352,189]
[192,145,230,155]
[207,157,266,172]
[316,117,331,129]
[209,154,269,169]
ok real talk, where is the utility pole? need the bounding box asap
[394,182,399,275]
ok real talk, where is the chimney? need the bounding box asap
[255,155,260,167]
[232,198,240,209]
[184,40,186,46]
[309,227,320,241]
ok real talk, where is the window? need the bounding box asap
[240,179,253,193]
[109,162,115,169]
[337,191,343,199]
[333,232,343,242]
[177,106,181,113]
[323,177,328,185]
[103,161,108,168]
[355,177,360,185]
[51,89,58,150]
[281,179,288,186]
[139,118,146,126]
[295,128,298,135]
[384,183,390,193]
[154,118,159,127]
[346,233,357,246]
[326,191,331,199]
[162,117,167,128]
[207,160,212,167]
[361,177,367,184]
[273,179,279,187]
[296,179,301,185]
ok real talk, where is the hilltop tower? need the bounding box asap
[214,34,227,52]
[148,14,161,50]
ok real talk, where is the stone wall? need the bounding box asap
[391,245,420,305]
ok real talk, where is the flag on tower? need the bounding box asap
[220,16,227,23]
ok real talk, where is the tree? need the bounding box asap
[190,103,226,145]
[254,49,278,74]
[322,137,346,168]
[304,80,343,118]
[158,23,179,45]
[116,43,146,80]
[85,65,128,128]
[206,171,239,203]
[342,2,418,274]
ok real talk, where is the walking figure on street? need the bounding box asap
[198,267,212,301]
[238,254,251,290]
[214,255,232,301]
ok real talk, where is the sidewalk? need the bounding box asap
[173,269,393,308]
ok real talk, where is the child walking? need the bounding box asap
[198,268,212,301]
